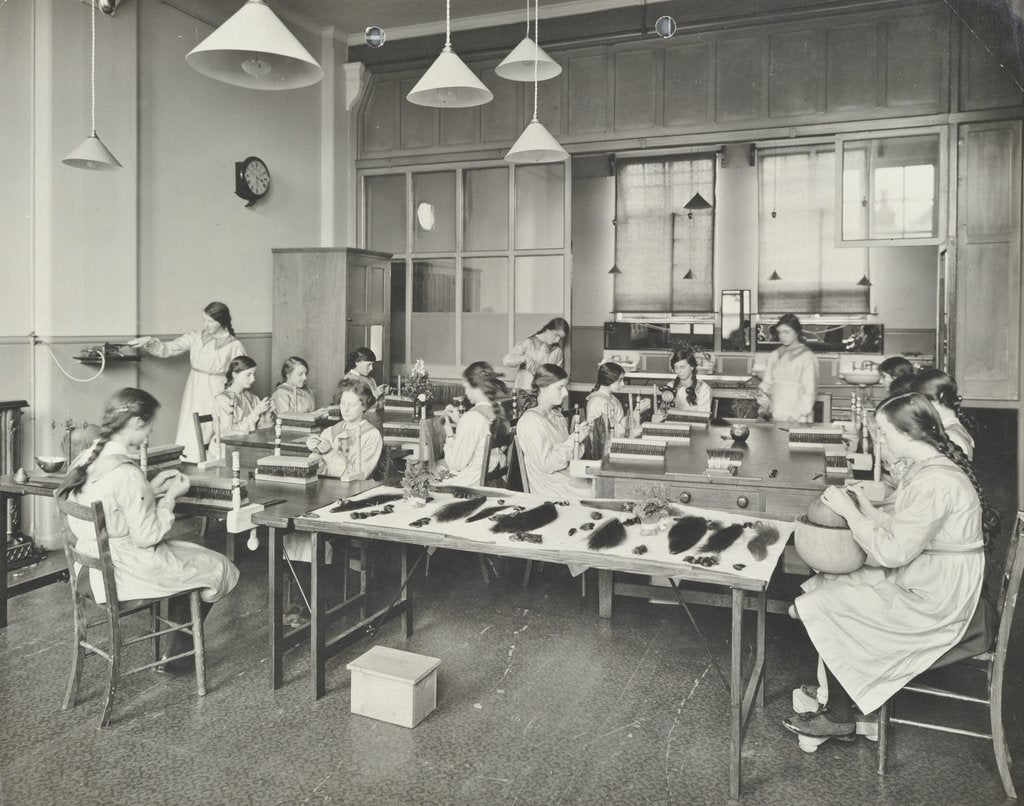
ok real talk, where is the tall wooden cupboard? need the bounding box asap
[271,248,393,407]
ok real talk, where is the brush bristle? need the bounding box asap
[587,519,626,550]
[668,516,708,555]
[490,503,559,534]
[330,493,403,513]
[702,523,746,554]
[432,496,487,523]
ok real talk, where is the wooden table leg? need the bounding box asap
[756,589,767,708]
[269,527,283,690]
[0,492,8,629]
[224,532,235,563]
[401,545,413,639]
[598,569,613,618]
[311,531,327,700]
[729,588,743,801]
[359,540,368,621]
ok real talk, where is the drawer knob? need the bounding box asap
[678,491,692,504]
[736,496,750,509]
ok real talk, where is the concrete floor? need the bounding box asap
[1,527,1021,806]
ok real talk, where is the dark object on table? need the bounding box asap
[701,523,746,554]
[632,544,648,555]
[432,496,487,523]
[580,522,595,531]
[733,563,747,571]
[330,493,402,513]
[568,528,577,536]
[587,519,626,550]
[436,485,479,499]
[623,515,641,527]
[683,554,720,568]
[746,521,781,561]
[729,423,750,443]
[490,502,559,534]
[510,532,543,544]
[466,503,513,523]
[668,516,708,555]
[590,511,603,520]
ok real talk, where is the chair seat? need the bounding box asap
[74,570,199,611]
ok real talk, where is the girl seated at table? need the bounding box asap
[209,356,273,460]
[784,392,995,744]
[516,364,592,500]
[57,388,239,671]
[341,347,389,403]
[586,362,650,442]
[878,356,915,392]
[270,356,329,417]
[307,376,383,480]
[438,361,511,486]
[913,369,976,460]
[652,348,712,422]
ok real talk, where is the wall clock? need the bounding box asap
[235,156,270,207]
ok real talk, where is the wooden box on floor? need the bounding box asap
[347,646,441,728]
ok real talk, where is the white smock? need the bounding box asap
[143,332,246,462]
[438,403,507,486]
[271,384,317,415]
[795,455,984,715]
[66,442,239,604]
[651,379,713,422]
[759,343,818,423]
[516,407,592,500]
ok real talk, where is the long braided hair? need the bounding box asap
[225,355,257,389]
[523,363,568,412]
[204,301,236,337]
[669,349,699,407]
[877,392,999,546]
[913,369,979,437]
[464,361,511,446]
[57,388,160,498]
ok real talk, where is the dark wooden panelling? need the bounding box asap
[768,28,824,117]
[664,41,711,126]
[400,78,439,149]
[963,126,1015,240]
[480,66,521,143]
[959,28,1024,111]
[362,78,401,152]
[614,49,658,131]
[715,36,765,121]
[826,23,879,112]
[885,13,947,109]
[568,52,610,134]
[440,106,477,146]
[533,54,566,135]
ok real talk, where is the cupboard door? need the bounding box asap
[955,121,1022,400]
[959,27,1024,111]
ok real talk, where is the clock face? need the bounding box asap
[243,158,270,197]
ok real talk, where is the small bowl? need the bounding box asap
[729,423,750,443]
[794,515,866,574]
[36,455,67,474]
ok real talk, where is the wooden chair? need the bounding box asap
[55,493,207,728]
[513,438,544,587]
[192,411,214,464]
[876,511,1024,799]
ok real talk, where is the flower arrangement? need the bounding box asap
[628,487,673,523]
[401,460,450,503]
[403,359,434,405]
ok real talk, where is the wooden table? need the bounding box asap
[289,504,769,801]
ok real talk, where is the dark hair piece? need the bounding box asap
[531,317,570,343]
[593,362,626,393]
[204,301,235,337]
[337,376,374,410]
[913,369,978,436]
[879,356,915,380]
[669,516,708,555]
[279,356,309,385]
[876,392,999,546]
[525,363,569,411]
[888,374,916,396]
[463,361,511,445]
[57,388,160,498]
[669,349,700,407]
[344,347,377,374]
[225,355,257,388]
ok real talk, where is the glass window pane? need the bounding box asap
[462,257,508,366]
[366,174,406,255]
[515,163,565,249]
[389,259,407,367]
[411,258,456,364]
[413,172,456,253]
[514,256,563,340]
[464,168,509,251]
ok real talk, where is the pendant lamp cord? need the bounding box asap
[525,0,530,37]
[531,0,539,122]
[90,0,97,135]
[444,0,451,50]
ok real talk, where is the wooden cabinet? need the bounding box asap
[272,248,393,407]
[955,121,1023,401]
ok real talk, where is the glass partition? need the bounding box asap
[720,289,751,352]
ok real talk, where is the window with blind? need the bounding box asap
[758,147,869,313]
[614,155,716,312]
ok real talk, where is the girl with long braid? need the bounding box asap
[586,362,651,441]
[784,392,996,745]
[438,362,512,486]
[912,369,976,460]
[57,389,239,671]
[652,348,712,422]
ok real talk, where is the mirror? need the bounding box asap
[720,290,751,352]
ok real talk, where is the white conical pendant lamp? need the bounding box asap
[407,1,493,108]
[186,0,323,90]
[505,0,567,164]
[64,0,121,170]
[497,1,561,82]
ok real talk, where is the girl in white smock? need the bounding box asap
[439,362,511,486]
[784,392,990,743]
[502,318,569,396]
[128,301,245,462]
[209,356,273,461]
[758,314,818,423]
[651,349,712,422]
[586,362,650,449]
[913,368,976,460]
[516,364,592,500]
[58,389,239,667]
[271,356,327,417]
[341,347,389,403]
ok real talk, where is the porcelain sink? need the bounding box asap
[839,371,881,386]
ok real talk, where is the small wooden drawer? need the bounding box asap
[614,481,764,513]
[762,490,820,517]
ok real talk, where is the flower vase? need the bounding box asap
[640,515,661,536]
[408,495,428,508]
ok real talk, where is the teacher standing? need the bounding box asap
[502,317,569,410]
[758,314,818,423]
[128,302,246,462]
